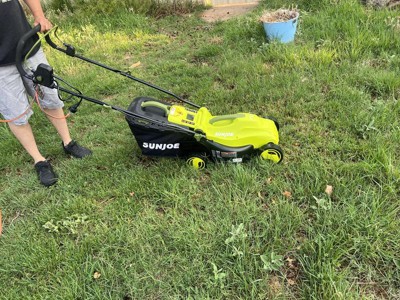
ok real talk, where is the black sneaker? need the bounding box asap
[34,160,58,187]
[63,140,92,159]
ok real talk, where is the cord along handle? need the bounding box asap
[15,24,41,79]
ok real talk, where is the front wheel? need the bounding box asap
[187,155,207,170]
[260,143,283,164]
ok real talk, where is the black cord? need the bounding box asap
[53,75,82,100]
[53,75,84,113]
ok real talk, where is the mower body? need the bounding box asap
[168,105,279,148]
[126,97,282,165]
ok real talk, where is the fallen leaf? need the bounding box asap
[286,257,296,268]
[93,272,101,279]
[129,61,141,69]
[282,191,292,198]
[129,192,135,197]
[266,177,273,184]
[325,185,333,196]
[287,278,296,286]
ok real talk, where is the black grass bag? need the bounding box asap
[126,97,207,157]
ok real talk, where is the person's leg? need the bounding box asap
[41,106,92,158]
[42,107,72,146]
[7,118,58,187]
[1,59,58,186]
[24,48,91,158]
[8,122,46,164]
[0,63,45,163]
[23,49,70,144]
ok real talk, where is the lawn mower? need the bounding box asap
[16,25,283,169]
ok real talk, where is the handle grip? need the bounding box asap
[45,28,76,56]
[44,31,58,49]
[15,24,41,78]
[209,114,245,125]
[141,101,170,116]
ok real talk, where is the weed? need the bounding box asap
[260,251,285,273]
[211,262,227,289]
[356,119,379,139]
[225,223,247,258]
[43,214,89,235]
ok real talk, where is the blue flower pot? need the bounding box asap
[262,12,299,43]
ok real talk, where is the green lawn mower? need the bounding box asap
[17,25,283,169]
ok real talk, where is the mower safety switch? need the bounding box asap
[33,63,55,88]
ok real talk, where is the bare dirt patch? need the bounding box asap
[200,2,259,23]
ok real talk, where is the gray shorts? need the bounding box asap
[0,48,64,125]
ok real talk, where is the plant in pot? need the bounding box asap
[260,8,299,43]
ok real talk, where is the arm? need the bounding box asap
[22,0,52,32]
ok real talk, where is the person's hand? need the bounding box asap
[34,16,53,33]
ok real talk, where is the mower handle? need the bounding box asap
[15,24,41,79]
[43,28,201,109]
[44,31,57,49]
[141,101,170,116]
[45,29,76,57]
[209,114,245,125]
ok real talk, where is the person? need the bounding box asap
[0,0,92,187]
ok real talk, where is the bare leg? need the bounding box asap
[43,108,72,146]
[8,122,46,164]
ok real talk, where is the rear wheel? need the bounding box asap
[187,155,207,170]
[260,143,283,163]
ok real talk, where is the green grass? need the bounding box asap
[43,0,203,17]
[1,0,400,299]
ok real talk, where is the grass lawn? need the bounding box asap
[1,0,400,299]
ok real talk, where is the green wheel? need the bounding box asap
[187,156,207,170]
[260,143,283,163]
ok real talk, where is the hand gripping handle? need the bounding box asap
[15,24,41,79]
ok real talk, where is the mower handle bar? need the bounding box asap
[44,30,201,109]
[57,85,200,137]
[15,25,202,138]
[15,24,41,79]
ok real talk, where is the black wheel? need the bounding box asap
[265,116,280,131]
[260,143,283,163]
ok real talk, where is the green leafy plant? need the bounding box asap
[356,119,379,139]
[225,223,247,244]
[225,223,247,258]
[260,252,284,272]
[211,262,227,289]
[311,196,332,211]
[43,214,89,235]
